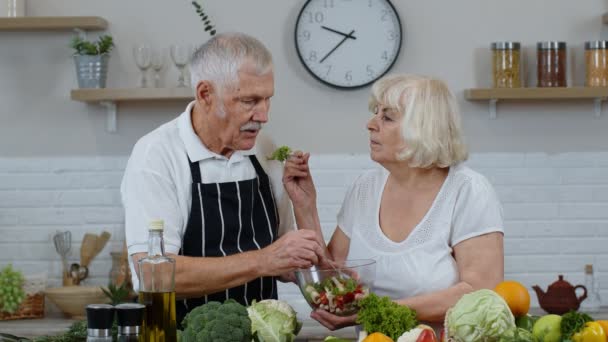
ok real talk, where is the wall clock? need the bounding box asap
[294,0,402,89]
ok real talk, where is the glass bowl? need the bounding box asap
[295,259,376,316]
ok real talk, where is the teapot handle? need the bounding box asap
[574,285,588,304]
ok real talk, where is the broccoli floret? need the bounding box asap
[180,299,251,342]
[267,146,292,162]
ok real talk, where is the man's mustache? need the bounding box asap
[240,122,262,131]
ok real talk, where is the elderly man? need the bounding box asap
[121,32,324,322]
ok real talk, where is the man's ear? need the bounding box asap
[195,80,214,107]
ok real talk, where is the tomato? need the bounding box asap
[343,292,355,303]
[319,293,329,305]
[416,329,438,342]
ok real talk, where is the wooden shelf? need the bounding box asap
[0,16,107,31]
[465,87,608,100]
[71,88,193,102]
[464,87,608,118]
[71,88,194,133]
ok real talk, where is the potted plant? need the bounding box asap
[70,35,114,88]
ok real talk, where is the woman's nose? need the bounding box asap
[367,116,378,131]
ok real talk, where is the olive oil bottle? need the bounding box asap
[138,219,177,342]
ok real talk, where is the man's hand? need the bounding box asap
[260,230,325,276]
[283,151,316,211]
[310,309,357,330]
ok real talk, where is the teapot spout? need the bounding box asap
[532,285,545,302]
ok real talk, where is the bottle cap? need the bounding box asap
[585,264,593,274]
[115,303,145,327]
[148,219,164,231]
[86,304,115,330]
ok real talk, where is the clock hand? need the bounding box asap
[321,26,357,40]
[319,29,355,64]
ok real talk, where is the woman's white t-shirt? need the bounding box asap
[337,163,503,301]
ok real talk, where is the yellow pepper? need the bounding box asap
[572,322,607,342]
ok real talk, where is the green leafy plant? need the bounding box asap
[0,264,26,314]
[101,281,131,305]
[191,1,217,36]
[267,146,293,162]
[70,35,114,55]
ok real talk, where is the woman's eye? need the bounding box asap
[382,115,393,122]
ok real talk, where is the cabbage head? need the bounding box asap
[247,299,302,342]
[445,289,516,342]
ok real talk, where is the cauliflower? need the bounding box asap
[180,299,252,342]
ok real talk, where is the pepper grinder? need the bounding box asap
[116,303,146,342]
[86,304,115,342]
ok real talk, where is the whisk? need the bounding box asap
[52,231,71,284]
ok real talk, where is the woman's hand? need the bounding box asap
[310,309,357,331]
[282,151,317,210]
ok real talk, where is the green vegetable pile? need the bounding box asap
[267,146,293,162]
[0,264,26,314]
[560,310,593,340]
[356,293,418,341]
[180,299,252,342]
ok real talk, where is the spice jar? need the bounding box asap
[491,42,521,88]
[585,41,608,87]
[537,41,567,87]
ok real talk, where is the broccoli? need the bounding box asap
[267,146,292,162]
[180,299,252,342]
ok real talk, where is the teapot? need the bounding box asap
[532,275,587,315]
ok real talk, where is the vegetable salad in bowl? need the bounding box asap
[295,259,376,316]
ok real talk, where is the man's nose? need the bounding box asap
[253,99,270,123]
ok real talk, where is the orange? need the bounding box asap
[494,280,530,317]
[363,332,394,342]
[596,320,608,338]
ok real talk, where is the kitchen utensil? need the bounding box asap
[295,259,376,316]
[81,231,111,268]
[69,263,88,285]
[52,231,71,285]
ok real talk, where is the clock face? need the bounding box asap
[295,0,402,89]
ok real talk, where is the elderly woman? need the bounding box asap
[283,74,504,331]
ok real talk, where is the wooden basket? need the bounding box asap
[0,273,46,321]
[0,293,45,320]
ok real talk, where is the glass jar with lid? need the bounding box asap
[585,41,608,87]
[537,41,567,87]
[491,42,522,88]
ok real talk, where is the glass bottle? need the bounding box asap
[86,304,115,342]
[116,303,146,342]
[491,42,522,88]
[537,41,567,87]
[138,219,177,342]
[585,41,608,87]
[580,264,601,313]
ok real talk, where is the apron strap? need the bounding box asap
[188,157,202,183]
[249,155,266,179]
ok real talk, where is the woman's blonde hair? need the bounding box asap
[369,74,468,168]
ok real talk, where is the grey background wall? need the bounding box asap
[1,0,608,157]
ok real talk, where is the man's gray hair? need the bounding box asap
[189,32,273,94]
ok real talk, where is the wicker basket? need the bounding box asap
[0,273,47,320]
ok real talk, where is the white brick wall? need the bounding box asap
[1,153,607,317]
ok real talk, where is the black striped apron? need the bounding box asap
[176,155,278,324]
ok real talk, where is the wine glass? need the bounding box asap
[170,44,192,88]
[151,47,166,88]
[133,44,152,88]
